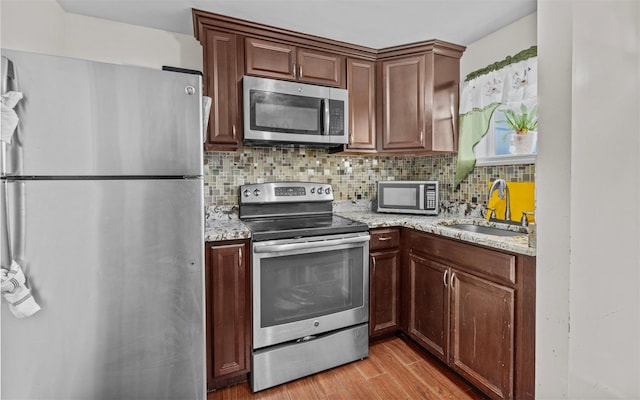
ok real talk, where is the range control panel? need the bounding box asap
[240,182,333,204]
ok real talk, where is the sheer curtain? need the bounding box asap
[455,54,537,185]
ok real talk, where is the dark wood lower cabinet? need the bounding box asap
[406,254,448,361]
[370,249,400,338]
[205,240,251,391]
[369,228,401,339]
[450,270,515,400]
[401,229,535,400]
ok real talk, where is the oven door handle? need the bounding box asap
[253,235,370,253]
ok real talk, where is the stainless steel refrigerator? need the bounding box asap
[0,49,205,399]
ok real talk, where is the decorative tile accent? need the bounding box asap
[417,153,536,204]
[204,148,535,207]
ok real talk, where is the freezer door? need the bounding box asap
[1,179,205,400]
[1,49,203,177]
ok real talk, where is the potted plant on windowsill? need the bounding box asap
[501,103,538,155]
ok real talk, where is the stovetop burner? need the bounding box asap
[239,182,368,241]
[243,214,368,241]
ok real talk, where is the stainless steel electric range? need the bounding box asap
[239,182,370,392]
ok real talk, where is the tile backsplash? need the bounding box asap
[204,147,535,207]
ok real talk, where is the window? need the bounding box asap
[475,103,537,166]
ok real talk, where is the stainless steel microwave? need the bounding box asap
[377,181,440,215]
[242,75,348,148]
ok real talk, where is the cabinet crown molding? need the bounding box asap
[192,9,465,61]
[193,9,378,60]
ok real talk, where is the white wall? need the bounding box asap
[460,12,537,80]
[568,1,640,397]
[536,1,573,397]
[0,0,202,70]
[537,0,640,398]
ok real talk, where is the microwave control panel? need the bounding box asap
[425,183,438,211]
[328,100,345,136]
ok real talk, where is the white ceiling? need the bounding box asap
[55,0,537,48]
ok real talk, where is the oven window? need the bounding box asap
[259,247,364,328]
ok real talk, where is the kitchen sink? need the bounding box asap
[439,221,527,237]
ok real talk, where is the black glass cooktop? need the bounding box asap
[243,214,368,241]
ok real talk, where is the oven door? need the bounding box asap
[252,232,369,349]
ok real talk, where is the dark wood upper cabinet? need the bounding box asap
[379,46,463,154]
[381,55,426,151]
[345,58,377,152]
[245,37,345,87]
[200,29,243,151]
[193,10,465,153]
[244,37,296,80]
[430,53,461,152]
[296,47,345,87]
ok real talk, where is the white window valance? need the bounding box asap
[454,52,537,186]
[460,56,537,114]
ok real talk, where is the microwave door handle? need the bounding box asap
[323,98,330,136]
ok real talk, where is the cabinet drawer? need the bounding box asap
[409,232,516,285]
[370,228,400,251]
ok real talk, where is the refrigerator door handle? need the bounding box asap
[1,55,23,178]
[1,181,27,268]
[202,95,211,144]
[1,180,12,267]
[1,56,16,94]
[1,56,12,176]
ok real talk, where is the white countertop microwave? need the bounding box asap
[377,180,440,215]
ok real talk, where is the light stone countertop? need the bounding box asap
[204,206,251,242]
[204,217,251,242]
[204,205,536,257]
[335,211,536,257]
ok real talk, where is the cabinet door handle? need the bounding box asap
[443,270,448,287]
[420,130,424,144]
[292,64,297,79]
[299,65,303,79]
[239,248,243,267]
[450,272,456,290]
[372,257,376,273]
[232,125,236,138]
[378,237,392,241]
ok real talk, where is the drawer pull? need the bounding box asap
[378,237,392,241]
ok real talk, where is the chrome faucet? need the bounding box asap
[488,179,511,221]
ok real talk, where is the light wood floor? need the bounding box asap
[207,336,487,400]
